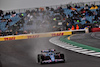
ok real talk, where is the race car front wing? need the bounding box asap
[42,59,64,63]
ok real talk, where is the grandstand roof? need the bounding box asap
[0,0,99,11]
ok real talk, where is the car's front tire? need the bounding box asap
[37,54,43,64]
[60,54,65,63]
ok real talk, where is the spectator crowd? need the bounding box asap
[0,2,100,36]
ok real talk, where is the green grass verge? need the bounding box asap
[60,36,100,52]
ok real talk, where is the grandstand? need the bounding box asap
[0,1,100,36]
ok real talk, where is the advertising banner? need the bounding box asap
[0,31,72,41]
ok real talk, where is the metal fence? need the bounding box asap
[3,1,100,14]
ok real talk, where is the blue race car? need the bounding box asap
[37,49,65,64]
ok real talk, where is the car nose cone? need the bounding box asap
[50,55,55,61]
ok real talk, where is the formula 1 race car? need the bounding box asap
[37,49,65,64]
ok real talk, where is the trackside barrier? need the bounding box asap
[0,31,72,41]
[0,28,88,41]
[71,27,89,33]
[91,28,100,32]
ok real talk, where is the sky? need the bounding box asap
[0,0,99,11]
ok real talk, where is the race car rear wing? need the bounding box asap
[41,49,55,53]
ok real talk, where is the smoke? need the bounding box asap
[24,11,54,33]
[28,37,57,61]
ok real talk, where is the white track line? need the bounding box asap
[49,36,100,58]
[91,33,100,39]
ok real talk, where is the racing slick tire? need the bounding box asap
[60,54,65,63]
[37,54,44,64]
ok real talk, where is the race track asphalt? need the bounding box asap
[0,37,100,67]
[70,32,100,49]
